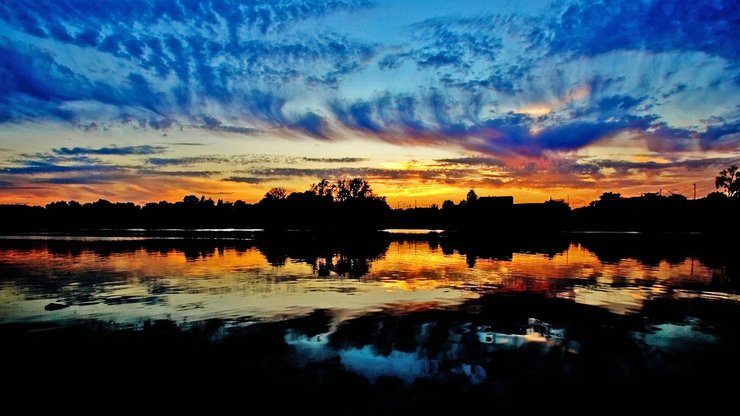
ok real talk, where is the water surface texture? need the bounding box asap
[2,232,738,410]
[2,233,733,325]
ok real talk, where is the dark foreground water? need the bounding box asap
[2,231,738,410]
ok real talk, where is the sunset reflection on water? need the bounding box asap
[0,235,728,325]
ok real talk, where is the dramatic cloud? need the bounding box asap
[0,0,738,205]
[1,0,738,157]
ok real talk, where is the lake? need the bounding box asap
[2,231,738,409]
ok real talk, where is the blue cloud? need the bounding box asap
[329,92,676,156]
[0,1,377,126]
[144,154,300,166]
[197,116,261,135]
[534,117,650,151]
[32,176,118,185]
[137,169,219,178]
[145,157,228,166]
[535,0,739,60]
[697,120,740,148]
[147,118,177,130]
[0,1,374,42]
[1,161,121,175]
[0,0,737,159]
[596,95,647,112]
[291,112,332,139]
[331,100,383,133]
[53,145,167,156]
[0,38,77,103]
[565,157,740,176]
[400,16,503,69]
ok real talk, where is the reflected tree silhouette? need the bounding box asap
[312,253,372,278]
[4,232,736,313]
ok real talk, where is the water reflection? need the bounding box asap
[2,232,738,409]
[0,233,736,326]
[5,291,737,411]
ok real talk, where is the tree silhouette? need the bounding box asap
[309,179,334,199]
[466,189,478,203]
[183,195,199,205]
[335,178,374,202]
[589,192,621,208]
[2,171,738,232]
[264,187,287,200]
[715,165,739,198]
[544,198,570,209]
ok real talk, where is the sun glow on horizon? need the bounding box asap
[0,1,737,207]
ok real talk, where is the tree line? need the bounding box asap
[0,178,391,230]
[0,165,738,232]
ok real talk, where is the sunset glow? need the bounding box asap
[0,239,719,323]
[0,0,737,206]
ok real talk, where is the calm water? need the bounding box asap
[2,232,738,407]
[2,233,734,325]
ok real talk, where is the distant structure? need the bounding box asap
[477,196,514,210]
[468,196,514,230]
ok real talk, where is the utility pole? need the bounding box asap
[693,183,696,200]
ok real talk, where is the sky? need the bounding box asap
[0,0,738,207]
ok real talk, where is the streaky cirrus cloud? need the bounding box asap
[0,0,738,206]
[1,161,122,175]
[223,176,269,184]
[53,145,166,156]
[32,176,123,185]
[303,157,368,163]
[434,157,505,167]
[136,169,220,178]
[0,0,736,157]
